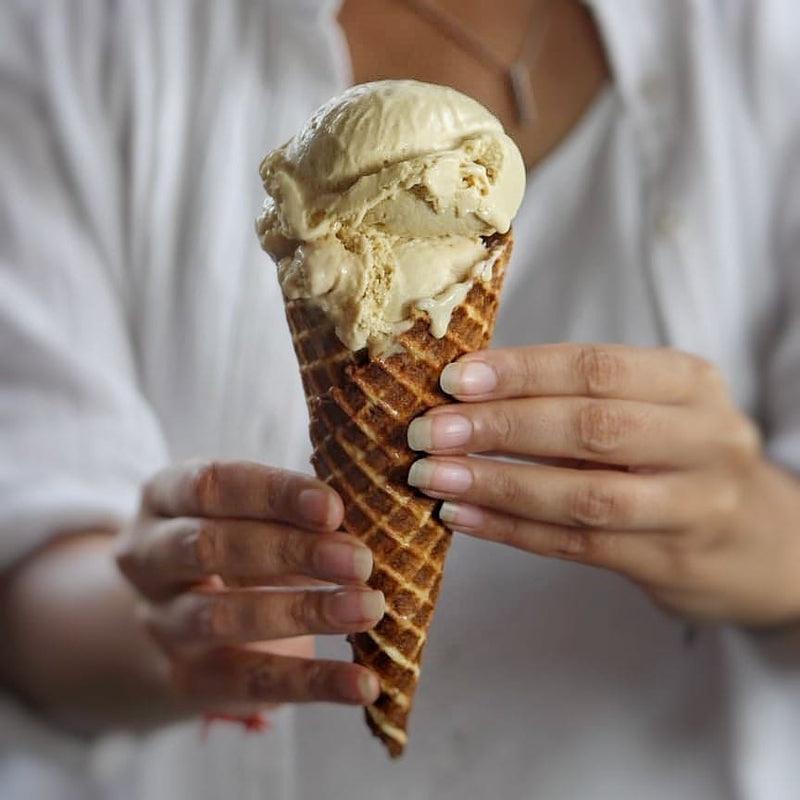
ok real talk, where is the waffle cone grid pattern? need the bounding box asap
[283,233,512,757]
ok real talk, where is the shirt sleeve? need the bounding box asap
[0,3,168,570]
[756,0,800,474]
[762,123,800,474]
[720,7,800,793]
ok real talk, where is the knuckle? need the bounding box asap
[575,346,623,397]
[568,483,622,528]
[692,357,726,395]
[549,528,593,561]
[263,469,294,517]
[191,461,224,512]
[300,659,331,701]
[485,406,515,447]
[247,660,279,700]
[272,530,302,572]
[720,416,762,465]
[189,520,221,572]
[286,593,313,631]
[515,350,541,393]
[575,402,627,454]
[193,595,232,640]
[487,467,523,507]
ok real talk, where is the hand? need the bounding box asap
[116,460,383,715]
[407,344,800,626]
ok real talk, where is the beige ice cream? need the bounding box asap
[256,80,525,354]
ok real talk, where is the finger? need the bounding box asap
[410,398,730,468]
[117,516,373,601]
[438,502,669,584]
[143,460,343,529]
[438,343,726,405]
[175,647,380,706]
[145,587,386,648]
[408,458,720,531]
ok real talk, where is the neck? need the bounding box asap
[339,0,610,170]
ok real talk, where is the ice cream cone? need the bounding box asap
[283,232,512,757]
[256,79,524,755]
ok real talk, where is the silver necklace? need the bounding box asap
[393,0,561,125]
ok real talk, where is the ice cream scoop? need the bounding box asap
[257,80,525,354]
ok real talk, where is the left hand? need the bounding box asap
[407,344,800,627]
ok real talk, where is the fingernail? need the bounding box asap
[439,502,484,529]
[296,488,337,528]
[358,672,380,704]
[178,529,202,568]
[440,361,497,396]
[408,459,473,494]
[407,414,472,452]
[315,541,373,582]
[340,671,380,704]
[329,590,385,624]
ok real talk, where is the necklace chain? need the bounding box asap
[392,0,561,126]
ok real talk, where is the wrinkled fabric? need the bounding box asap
[1,1,798,799]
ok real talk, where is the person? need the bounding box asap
[1,0,799,798]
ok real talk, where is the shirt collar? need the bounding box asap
[583,0,680,113]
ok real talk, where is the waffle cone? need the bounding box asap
[283,231,513,756]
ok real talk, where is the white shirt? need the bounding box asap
[1,1,799,799]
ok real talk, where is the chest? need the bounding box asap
[117,0,775,461]
[497,87,775,418]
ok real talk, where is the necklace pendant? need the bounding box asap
[509,61,537,126]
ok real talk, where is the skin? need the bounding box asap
[341,0,610,169]
[1,462,384,732]
[406,345,800,627]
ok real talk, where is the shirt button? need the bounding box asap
[655,206,684,238]
[641,72,667,104]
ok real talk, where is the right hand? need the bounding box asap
[115,459,383,716]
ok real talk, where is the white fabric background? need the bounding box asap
[0,1,799,798]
